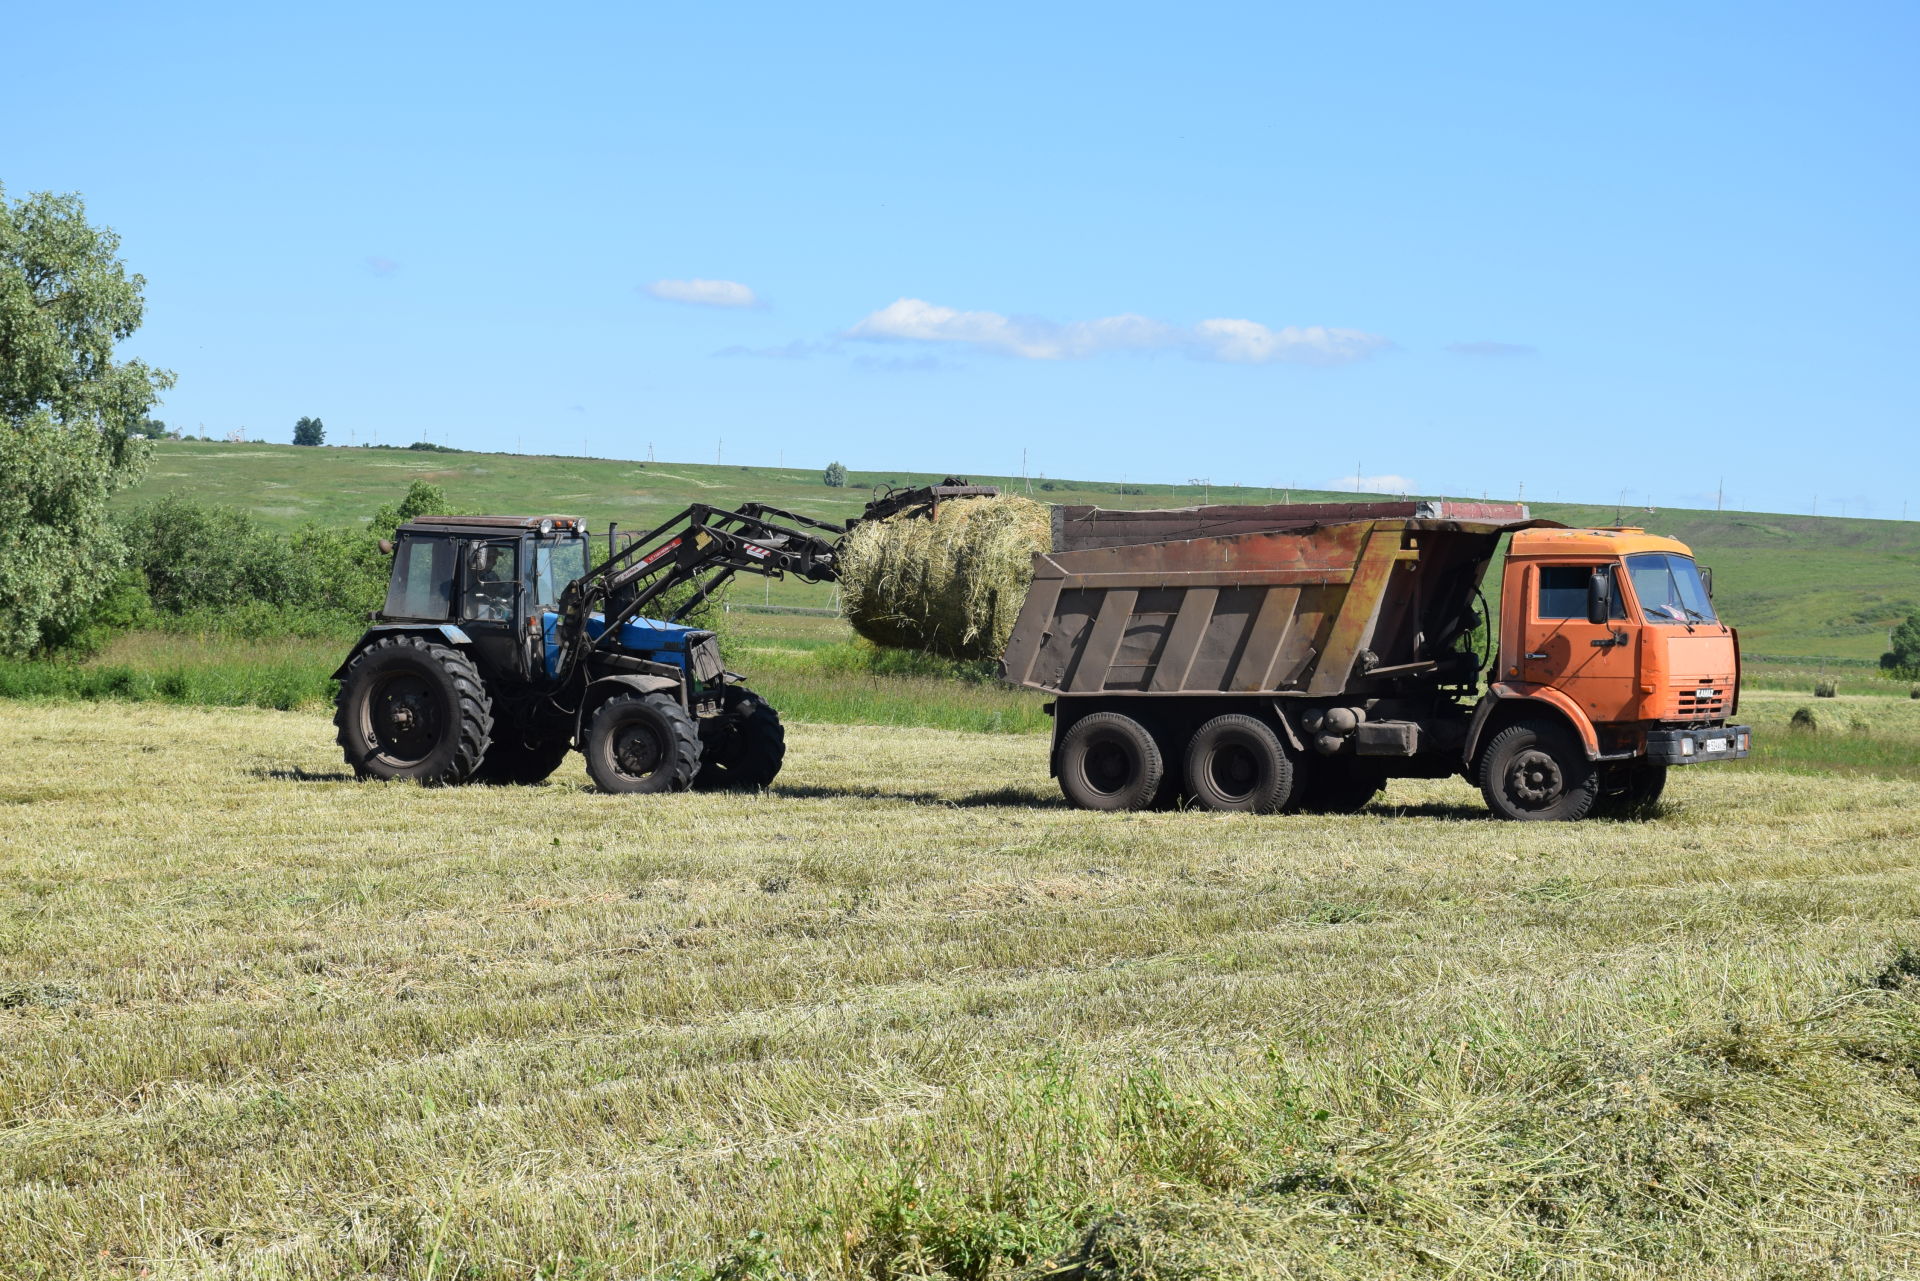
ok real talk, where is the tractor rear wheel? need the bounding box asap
[474,731,573,785]
[335,636,493,785]
[1184,714,1294,813]
[1058,711,1163,811]
[584,693,701,794]
[1478,719,1598,821]
[695,688,786,790]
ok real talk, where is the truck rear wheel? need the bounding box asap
[1184,715,1294,813]
[1058,712,1163,811]
[335,636,493,786]
[584,693,701,794]
[695,688,786,790]
[1479,719,1598,821]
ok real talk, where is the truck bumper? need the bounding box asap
[1646,725,1751,765]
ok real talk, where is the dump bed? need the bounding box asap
[1002,501,1542,699]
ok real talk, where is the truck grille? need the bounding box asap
[1676,683,1728,719]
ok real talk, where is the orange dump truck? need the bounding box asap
[999,500,1749,820]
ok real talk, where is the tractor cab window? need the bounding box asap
[532,537,588,611]
[462,541,519,622]
[1536,565,1624,620]
[1625,553,1717,625]
[385,536,456,620]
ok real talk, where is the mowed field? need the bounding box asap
[6,698,1920,1279]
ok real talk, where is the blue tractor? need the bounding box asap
[331,485,995,792]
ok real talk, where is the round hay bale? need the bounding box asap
[837,495,1050,659]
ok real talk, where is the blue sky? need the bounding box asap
[6,1,1915,516]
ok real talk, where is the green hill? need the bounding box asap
[121,441,1919,667]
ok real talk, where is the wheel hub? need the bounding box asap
[1509,749,1563,804]
[613,725,665,778]
[1210,743,1259,798]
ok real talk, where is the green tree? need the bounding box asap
[0,187,174,655]
[1883,613,1920,674]
[370,480,454,537]
[823,461,848,488]
[293,415,325,446]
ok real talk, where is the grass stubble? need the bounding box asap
[2,701,1920,1279]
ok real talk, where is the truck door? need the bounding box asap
[1521,563,1637,723]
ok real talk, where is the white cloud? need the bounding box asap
[1193,319,1393,366]
[1331,473,1417,495]
[645,278,761,308]
[846,298,1387,366]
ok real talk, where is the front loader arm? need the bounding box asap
[552,481,1000,683]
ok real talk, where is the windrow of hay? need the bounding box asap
[837,495,1050,659]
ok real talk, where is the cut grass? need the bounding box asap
[3,702,1920,1277]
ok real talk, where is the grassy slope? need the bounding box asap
[5,701,1920,1278]
[120,442,1920,661]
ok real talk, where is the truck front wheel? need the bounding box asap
[1184,715,1294,813]
[1058,712,1163,811]
[1594,762,1667,819]
[585,693,701,794]
[1478,719,1598,821]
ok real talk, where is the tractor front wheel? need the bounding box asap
[335,636,493,785]
[695,688,786,791]
[584,693,701,794]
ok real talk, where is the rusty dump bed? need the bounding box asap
[1003,501,1545,699]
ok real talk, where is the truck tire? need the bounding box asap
[1058,712,1163,811]
[1293,758,1386,814]
[695,688,786,790]
[1594,762,1667,819]
[335,636,493,786]
[1184,714,1294,813]
[584,692,701,794]
[474,732,573,785]
[1478,719,1598,821]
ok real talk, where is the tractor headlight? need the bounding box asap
[539,518,554,535]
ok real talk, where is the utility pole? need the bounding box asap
[716,438,723,465]
[1022,448,1031,495]
[1716,478,1723,512]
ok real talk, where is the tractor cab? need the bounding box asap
[375,515,593,687]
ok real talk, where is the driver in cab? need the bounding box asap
[467,544,517,622]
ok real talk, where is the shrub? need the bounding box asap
[823,461,848,488]
[1790,707,1819,731]
[122,497,303,614]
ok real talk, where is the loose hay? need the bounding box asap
[837,495,1050,659]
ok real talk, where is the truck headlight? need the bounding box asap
[1681,738,1695,756]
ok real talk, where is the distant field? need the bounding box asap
[118,441,1920,663]
[6,701,1920,1278]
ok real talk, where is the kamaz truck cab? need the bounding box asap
[1473,526,1749,817]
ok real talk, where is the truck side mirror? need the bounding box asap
[1586,568,1613,625]
[1700,566,1714,599]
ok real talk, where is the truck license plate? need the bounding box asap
[1705,738,1727,752]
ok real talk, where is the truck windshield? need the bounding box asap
[533,537,589,610]
[1625,553,1716,625]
